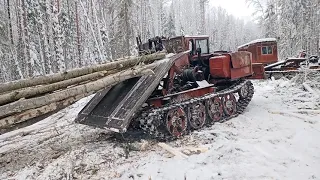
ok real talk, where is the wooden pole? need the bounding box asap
[0,52,166,94]
[0,69,120,105]
[0,92,94,129]
[0,66,155,118]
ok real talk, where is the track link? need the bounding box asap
[137,80,254,141]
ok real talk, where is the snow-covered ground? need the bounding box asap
[0,77,319,180]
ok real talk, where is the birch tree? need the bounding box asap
[52,1,65,72]
[0,0,267,83]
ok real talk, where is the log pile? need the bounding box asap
[0,52,167,131]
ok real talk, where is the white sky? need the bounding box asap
[209,0,255,18]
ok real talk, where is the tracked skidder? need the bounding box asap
[75,35,262,140]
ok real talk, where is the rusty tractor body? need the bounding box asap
[75,35,258,140]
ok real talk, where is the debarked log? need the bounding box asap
[0,67,155,118]
[0,52,166,93]
[0,92,94,129]
[0,69,120,106]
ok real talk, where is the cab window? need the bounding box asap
[195,39,209,54]
[262,46,273,55]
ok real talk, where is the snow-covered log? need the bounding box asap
[271,109,320,114]
[0,69,119,106]
[269,110,316,123]
[181,147,209,156]
[0,52,166,94]
[302,83,320,98]
[158,143,188,159]
[0,67,155,118]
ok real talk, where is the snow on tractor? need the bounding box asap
[75,35,262,141]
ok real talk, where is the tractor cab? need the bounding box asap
[184,35,210,57]
[137,35,210,56]
[137,35,213,67]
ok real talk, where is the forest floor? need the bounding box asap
[0,77,319,180]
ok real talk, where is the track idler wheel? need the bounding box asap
[188,102,206,129]
[221,93,237,116]
[239,82,250,98]
[166,107,188,138]
[205,96,223,123]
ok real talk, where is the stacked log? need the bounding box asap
[0,52,166,131]
[0,52,165,94]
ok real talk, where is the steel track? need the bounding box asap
[136,79,254,141]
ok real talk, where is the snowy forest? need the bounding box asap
[0,0,319,83]
[248,0,320,59]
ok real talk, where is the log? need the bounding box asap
[272,109,320,114]
[269,110,316,123]
[0,69,120,106]
[158,142,188,159]
[0,92,94,129]
[293,98,314,102]
[0,52,166,93]
[303,83,319,98]
[0,66,155,118]
[181,147,209,156]
[129,140,150,151]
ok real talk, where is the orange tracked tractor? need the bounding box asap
[75,35,263,140]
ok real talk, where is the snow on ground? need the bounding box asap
[0,77,320,180]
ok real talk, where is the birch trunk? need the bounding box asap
[75,1,82,67]
[22,0,32,77]
[79,0,103,63]
[7,0,14,45]
[52,3,65,72]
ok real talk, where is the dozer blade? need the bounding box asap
[75,52,187,133]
